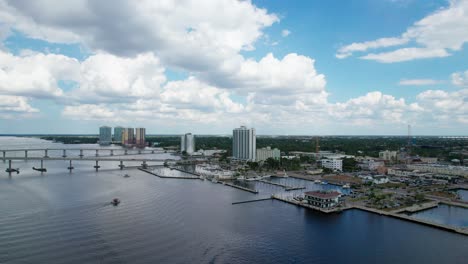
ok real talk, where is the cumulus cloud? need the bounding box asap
[0,50,79,98]
[0,95,38,119]
[337,0,468,62]
[0,0,278,72]
[399,79,443,86]
[62,104,117,121]
[417,89,468,124]
[281,29,291,37]
[451,70,468,87]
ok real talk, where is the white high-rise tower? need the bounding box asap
[181,133,195,154]
[232,126,256,161]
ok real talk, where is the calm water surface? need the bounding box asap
[0,137,467,264]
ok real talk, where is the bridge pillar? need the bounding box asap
[119,160,125,170]
[151,150,155,154]
[62,149,67,158]
[44,149,49,158]
[79,149,83,158]
[41,159,44,170]
[138,150,142,154]
[2,151,5,161]
[25,150,28,158]
[8,160,11,173]
[141,161,148,169]
[124,150,128,155]
[67,160,74,172]
[94,160,100,171]
[110,150,114,156]
[95,149,99,157]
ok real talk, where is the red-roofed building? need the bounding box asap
[304,190,342,208]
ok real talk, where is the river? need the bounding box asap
[0,137,467,264]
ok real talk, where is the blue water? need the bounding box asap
[406,204,468,228]
[457,189,468,202]
[0,137,467,264]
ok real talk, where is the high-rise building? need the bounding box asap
[256,146,280,162]
[114,126,124,143]
[135,128,146,147]
[180,133,195,154]
[122,128,135,145]
[232,126,256,161]
[99,126,112,145]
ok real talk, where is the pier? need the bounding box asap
[272,196,468,236]
[232,197,272,205]
[257,179,305,191]
[138,168,200,179]
[222,182,258,194]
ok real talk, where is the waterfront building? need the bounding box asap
[122,128,135,145]
[114,126,124,143]
[304,190,341,208]
[379,150,398,162]
[320,158,342,171]
[99,126,112,145]
[232,126,256,161]
[181,133,195,154]
[358,159,385,171]
[135,128,146,147]
[406,164,468,177]
[256,146,280,162]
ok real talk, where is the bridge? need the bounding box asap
[1,147,173,160]
[1,148,199,174]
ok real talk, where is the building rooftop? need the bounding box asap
[304,190,341,199]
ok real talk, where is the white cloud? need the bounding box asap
[0,50,79,98]
[281,29,291,37]
[62,104,117,121]
[73,52,166,102]
[337,37,408,58]
[451,70,468,87]
[360,47,450,63]
[0,0,278,72]
[337,0,468,62]
[0,95,38,119]
[416,88,468,124]
[399,79,443,86]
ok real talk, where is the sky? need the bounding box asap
[0,0,467,135]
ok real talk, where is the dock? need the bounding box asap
[170,167,201,177]
[257,179,305,191]
[391,201,439,214]
[222,182,258,194]
[232,197,272,205]
[138,168,200,179]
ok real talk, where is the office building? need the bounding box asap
[135,128,146,147]
[232,126,256,161]
[114,126,124,143]
[99,126,112,145]
[256,146,280,162]
[181,133,195,154]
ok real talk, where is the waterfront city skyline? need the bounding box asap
[0,0,467,135]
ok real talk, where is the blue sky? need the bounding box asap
[0,0,467,135]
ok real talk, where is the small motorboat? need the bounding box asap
[342,184,351,189]
[123,174,130,178]
[314,180,321,184]
[111,198,121,206]
[320,181,328,185]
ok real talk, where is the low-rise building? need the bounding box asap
[304,190,342,208]
[256,146,280,162]
[320,158,342,171]
[358,159,385,171]
[372,175,389,184]
[406,164,468,177]
[379,150,398,162]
